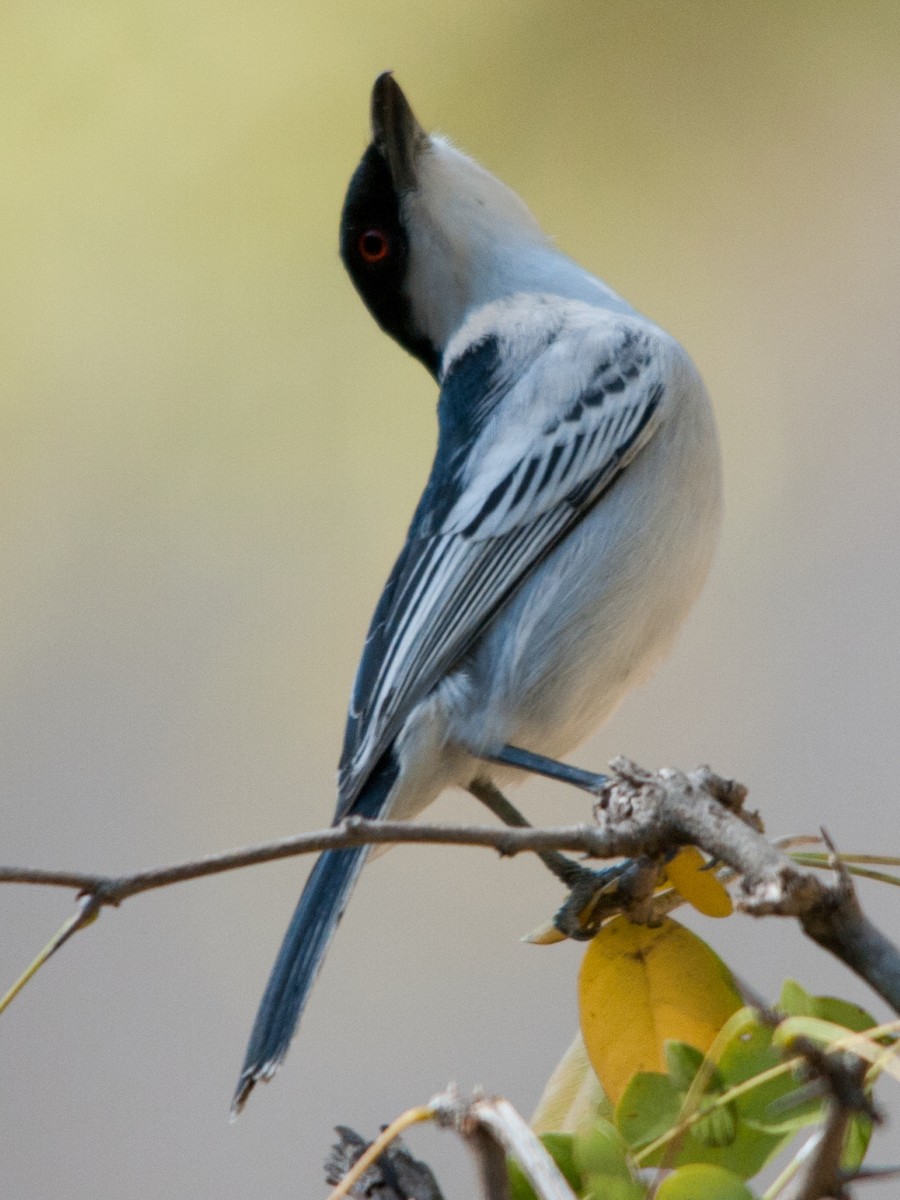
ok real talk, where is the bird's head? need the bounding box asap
[339,73,552,377]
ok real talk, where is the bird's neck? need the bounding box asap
[429,244,634,365]
[474,242,634,318]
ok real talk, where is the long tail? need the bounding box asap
[232,756,397,1114]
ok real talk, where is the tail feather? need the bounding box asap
[232,844,368,1113]
[232,753,397,1114]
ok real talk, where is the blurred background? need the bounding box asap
[2,1,899,1195]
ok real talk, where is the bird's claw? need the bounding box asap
[552,857,663,939]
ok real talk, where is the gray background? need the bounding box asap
[2,2,899,1196]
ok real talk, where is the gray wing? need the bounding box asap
[337,317,665,814]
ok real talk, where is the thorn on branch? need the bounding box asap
[820,827,857,903]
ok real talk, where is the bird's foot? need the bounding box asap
[552,857,664,940]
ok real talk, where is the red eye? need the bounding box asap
[358,229,390,263]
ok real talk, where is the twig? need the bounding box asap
[324,1089,575,1200]
[0,894,100,1017]
[325,1126,446,1200]
[774,1045,876,1200]
[432,1089,576,1200]
[0,819,660,900]
[324,1106,436,1200]
[778,1104,850,1200]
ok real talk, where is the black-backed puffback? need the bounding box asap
[234,72,721,1113]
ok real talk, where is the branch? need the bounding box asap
[2,757,900,1017]
[0,821,623,901]
[589,760,900,1014]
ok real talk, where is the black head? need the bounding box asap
[339,75,440,376]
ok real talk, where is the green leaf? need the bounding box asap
[716,1015,796,1124]
[655,1163,757,1198]
[778,979,876,1033]
[812,995,876,1033]
[665,1041,707,1092]
[573,1119,632,1181]
[694,1097,738,1148]
[617,1069,785,1178]
[584,1177,645,1200]
[680,1124,789,1178]
[540,1134,582,1194]
[616,1073,682,1148]
[611,988,876,1182]
[664,1041,736,1147]
[620,1014,801,1176]
[742,1091,823,1135]
[844,1114,873,1171]
[778,979,814,1016]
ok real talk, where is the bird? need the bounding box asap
[232,72,721,1112]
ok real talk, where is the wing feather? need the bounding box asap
[337,310,667,812]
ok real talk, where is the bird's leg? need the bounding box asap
[468,777,588,888]
[471,754,664,940]
[468,777,648,941]
[482,743,608,794]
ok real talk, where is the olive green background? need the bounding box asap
[2,2,899,1196]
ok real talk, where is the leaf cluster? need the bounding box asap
[513,910,887,1200]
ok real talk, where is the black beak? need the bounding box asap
[370,72,427,194]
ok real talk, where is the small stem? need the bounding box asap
[325,1105,436,1200]
[0,895,100,1017]
[762,1129,823,1199]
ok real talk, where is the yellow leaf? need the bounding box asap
[665,847,733,917]
[579,916,742,1103]
[531,1032,608,1134]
